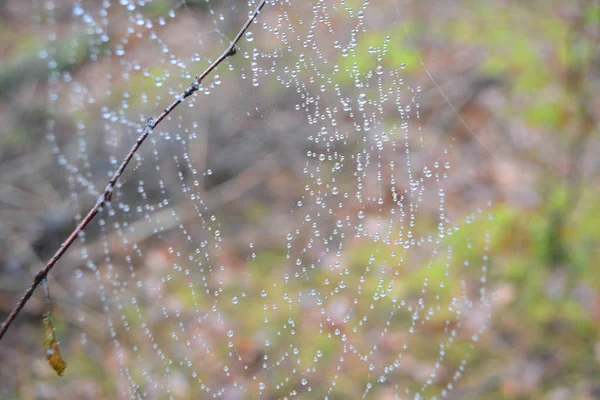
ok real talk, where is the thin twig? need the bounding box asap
[0,0,268,341]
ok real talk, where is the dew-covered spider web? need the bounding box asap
[30,0,493,398]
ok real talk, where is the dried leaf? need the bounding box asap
[43,312,67,376]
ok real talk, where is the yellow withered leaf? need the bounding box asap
[43,312,67,376]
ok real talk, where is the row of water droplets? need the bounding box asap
[35,0,492,398]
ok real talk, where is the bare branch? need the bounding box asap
[0,0,268,341]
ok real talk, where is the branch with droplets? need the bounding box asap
[0,0,268,342]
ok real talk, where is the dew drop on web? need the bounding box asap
[32,0,493,398]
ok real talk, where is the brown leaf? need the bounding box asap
[43,312,67,376]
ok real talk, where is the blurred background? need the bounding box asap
[0,0,599,399]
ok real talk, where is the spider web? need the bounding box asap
[31,0,493,398]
